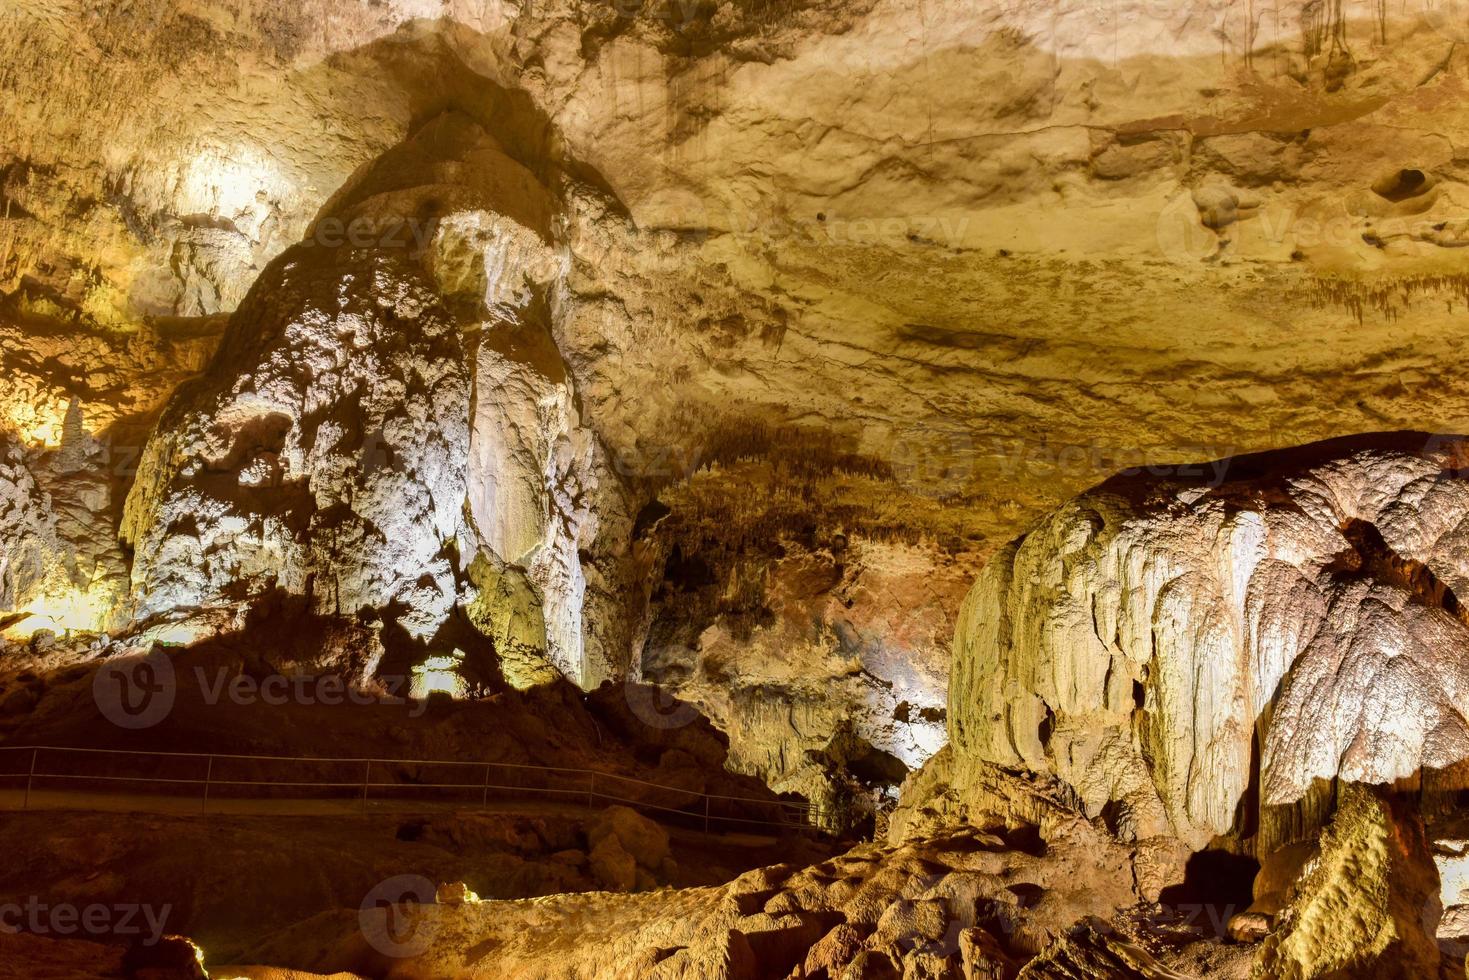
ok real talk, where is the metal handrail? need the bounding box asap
[0,744,821,831]
[0,745,810,808]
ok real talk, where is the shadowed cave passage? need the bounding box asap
[1158,850,1262,925]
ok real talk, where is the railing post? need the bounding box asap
[202,756,214,813]
[587,771,595,809]
[481,763,490,808]
[23,748,37,810]
[703,793,710,835]
[362,761,371,813]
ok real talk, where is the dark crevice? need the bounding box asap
[1158,849,1259,916]
[1372,167,1431,202]
[1329,518,1468,627]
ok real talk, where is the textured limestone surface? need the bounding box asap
[10,2,1469,976]
[11,0,1469,501]
[0,317,219,635]
[236,822,1150,980]
[10,0,1469,807]
[1253,784,1441,980]
[643,525,961,822]
[936,432,1469,852]
[112,108,644,688]
[121,240,473,640]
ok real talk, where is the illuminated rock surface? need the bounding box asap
[1253,784,1441,980]
[928,433,1469,853]
[5,1,1469,974]
[120,240,473,640]
[234,823,1150,979]
[11,0,1469,798]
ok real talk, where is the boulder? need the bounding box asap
[550,849,588,868]
[1253,784,1441,980]
[840,949,900,980]
[805,922,870,977]
[589,833,638,893]
[589,805,672,872]
[434,881,480,906]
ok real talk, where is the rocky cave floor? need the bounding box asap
[4,594,1469,980]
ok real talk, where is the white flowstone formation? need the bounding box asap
[0,436,65,618]
[463,308,609,687]
[945,433,1469,851]
[118,112,632,689]
[120,242,472,640]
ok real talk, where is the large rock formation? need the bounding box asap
[11,0,1469,821]
[935,433,1469,854]
[116,109,641,687]
[120,238,472,640]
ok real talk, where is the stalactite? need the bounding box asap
[1302,273,1469,325]
[1302,0,1326,58]
[1330,0,1349,54]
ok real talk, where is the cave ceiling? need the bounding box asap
[7,0,1468,533]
